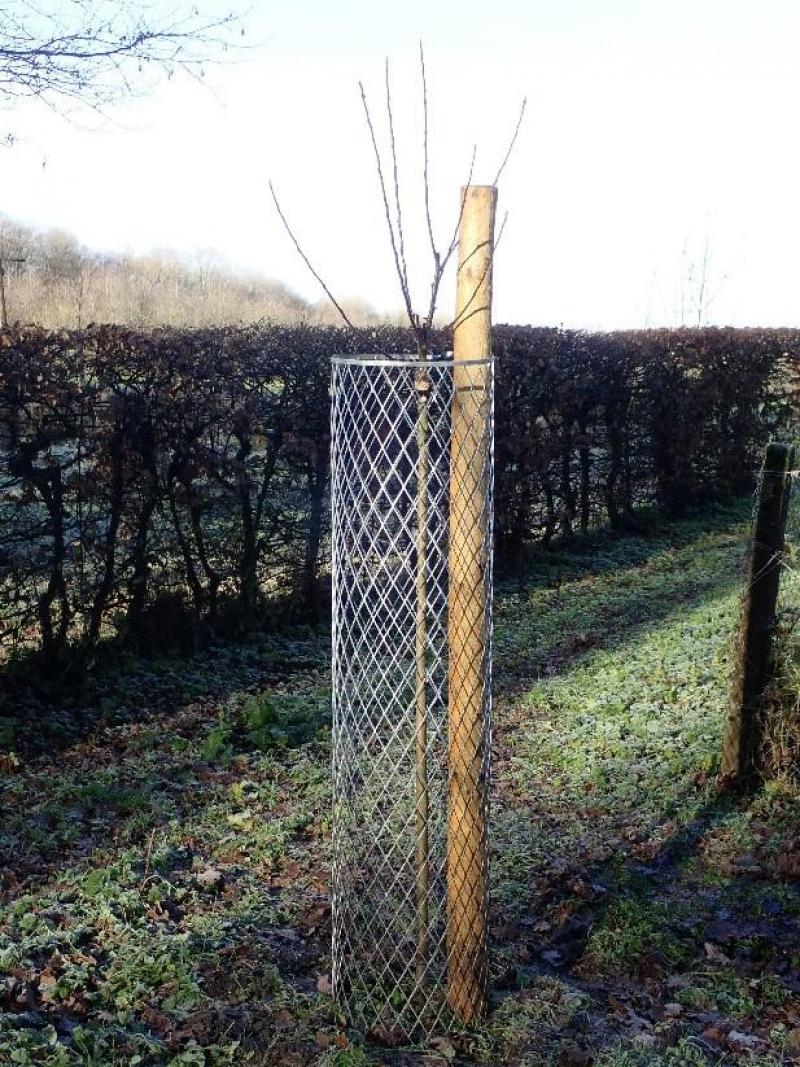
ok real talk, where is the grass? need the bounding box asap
[2,498,800,1065]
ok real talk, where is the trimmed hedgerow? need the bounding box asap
[0,322,795,661]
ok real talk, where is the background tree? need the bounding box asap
[0,0,241,116]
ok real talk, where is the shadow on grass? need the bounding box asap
[0,497,766,1065]
[0,621,332,759]
[485,501,800,1063]
[488,780,800,1064]
[494,499,750,693]
[489,554,746,970]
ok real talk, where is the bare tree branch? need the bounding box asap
[418,42,481,348]
[423,147,476,338]
[385,59,411,305]
[420,41,437,268]
[271,52,524,356]
[359,79,420,347]
[0,2,245,110]
[445,210,509,334]
[492,97,527,186]
[268,181,359,333]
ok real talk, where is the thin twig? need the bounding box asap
[385,60,411,302]
[423,147,476,341]
[271,57,522,354]
[492,97,527,186]
[439,148,477,273]
[359,80,420,346]
[457,235,492,276]
[420,42,438,267]
[445,211,509,333]
[268,181,358,332]
[448,303,492,332]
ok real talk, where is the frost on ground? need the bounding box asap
[2,500,799,1066]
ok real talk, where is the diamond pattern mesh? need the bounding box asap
[331,355,493,1036]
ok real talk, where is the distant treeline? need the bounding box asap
[0,322,795,665]
[0,215,382,329]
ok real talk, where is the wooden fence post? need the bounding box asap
[447,184,496,1021]
[721,442,795,787]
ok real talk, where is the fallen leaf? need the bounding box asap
[195,866,223,889]
[37,969,58,1004]
[634,1033,657,1048]
[370,1023,407,1046]
[559,1043,592,1066]
[727,1030,764,1052]
[704,941,731,963]
[429,1037,456,1060]
[777,853,800,880]
[227,810,254,831]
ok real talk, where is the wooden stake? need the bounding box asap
[446,185,496,1021]
[721,442,795,788]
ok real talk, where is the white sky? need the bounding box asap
[3,0,800,329]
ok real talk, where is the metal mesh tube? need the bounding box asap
[330,354,493,1036]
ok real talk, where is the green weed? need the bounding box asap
[580,898,689,974]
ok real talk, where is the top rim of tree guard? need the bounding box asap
[330,353,493,1037]
[331,354,492,367]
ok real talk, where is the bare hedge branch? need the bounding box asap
[0,321,791,665]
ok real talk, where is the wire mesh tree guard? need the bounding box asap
[331,352,493,1035]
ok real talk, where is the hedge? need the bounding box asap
[0,322,795,664]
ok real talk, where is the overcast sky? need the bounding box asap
[3,0,800,329]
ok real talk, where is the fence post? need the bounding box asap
[721,441,795,787]
[447,185,496,1021]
